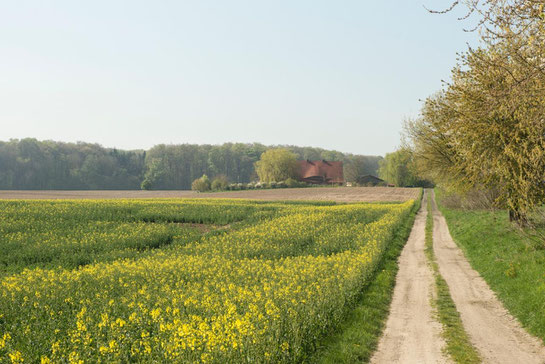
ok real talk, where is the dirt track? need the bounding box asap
[371,193,451,364]
[372,191,545,364]
[0,187,419,202]
[431,191,545,364]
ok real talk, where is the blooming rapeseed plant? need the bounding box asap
[0,198,414,362]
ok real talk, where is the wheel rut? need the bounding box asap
[430,190,545,364]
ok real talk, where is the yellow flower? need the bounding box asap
[0,198,415,362]
[9,351,23,364]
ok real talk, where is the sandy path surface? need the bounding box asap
[0,187,419,202]
[431,191,545,364]
[371,194,451,364]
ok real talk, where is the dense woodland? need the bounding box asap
[0,139,381,190]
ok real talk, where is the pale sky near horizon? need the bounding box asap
[0,1,479,156]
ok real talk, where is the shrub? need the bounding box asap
[191,175,211,192]
[211,175,229,191]
[284,178,298,188]
[140,179,153,190]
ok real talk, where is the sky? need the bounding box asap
[0,1,479,156]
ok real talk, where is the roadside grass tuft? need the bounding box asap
[425,191,481,364]
[307,193,422,363]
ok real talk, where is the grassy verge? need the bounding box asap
[307,195,422,363]
[436,188,545,344]
[424,192,481,364]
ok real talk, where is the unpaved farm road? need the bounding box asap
[373,191,545,364]
[431,191,545,364]
[371,193,452,364]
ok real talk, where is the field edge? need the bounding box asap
[306,193,422,363]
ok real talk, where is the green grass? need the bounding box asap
[436,189,545,345]
[424,192,481,364]
[306,193,422,363]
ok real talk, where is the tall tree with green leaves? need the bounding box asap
[406,0,545,223]
[378,149,420,187]
[408,41,545,223]
[254,149,298,183]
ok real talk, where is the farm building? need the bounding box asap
[297,160,344,185]
[356,174,386,186]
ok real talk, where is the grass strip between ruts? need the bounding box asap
[425,191,481,364]
[307,191,422,363]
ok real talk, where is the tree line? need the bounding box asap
[394,0,545,223]
[0,139,382,190]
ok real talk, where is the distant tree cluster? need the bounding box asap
[141,143,265,190]
[378,148,431,187]
[136,143,382,190]
[0,139,145,190]
[0,139,382,191]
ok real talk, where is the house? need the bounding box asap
[297,160,344,185]
[355,174,385,186]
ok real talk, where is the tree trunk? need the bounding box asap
[509,209,527,226]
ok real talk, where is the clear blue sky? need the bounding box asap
[0,1,478,156]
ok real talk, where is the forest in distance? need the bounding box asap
[0,138,382,190]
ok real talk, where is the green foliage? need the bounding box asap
[211,175,229,191]
[408,42,545,222]
[255,148,298,183]
[410,1,545,223]
[285,178,302,188]
[378,148,424,187]
[191,174,211,192]
[0,139,382,190]
[140,179,152,190]
[0,138,145,190]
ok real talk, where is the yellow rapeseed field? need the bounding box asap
[0,199,415,363]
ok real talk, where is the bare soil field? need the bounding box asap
[0,187,419,202]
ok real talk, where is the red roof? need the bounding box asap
[297,160,344,184]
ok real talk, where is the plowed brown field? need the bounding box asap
[0,187,419,202]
